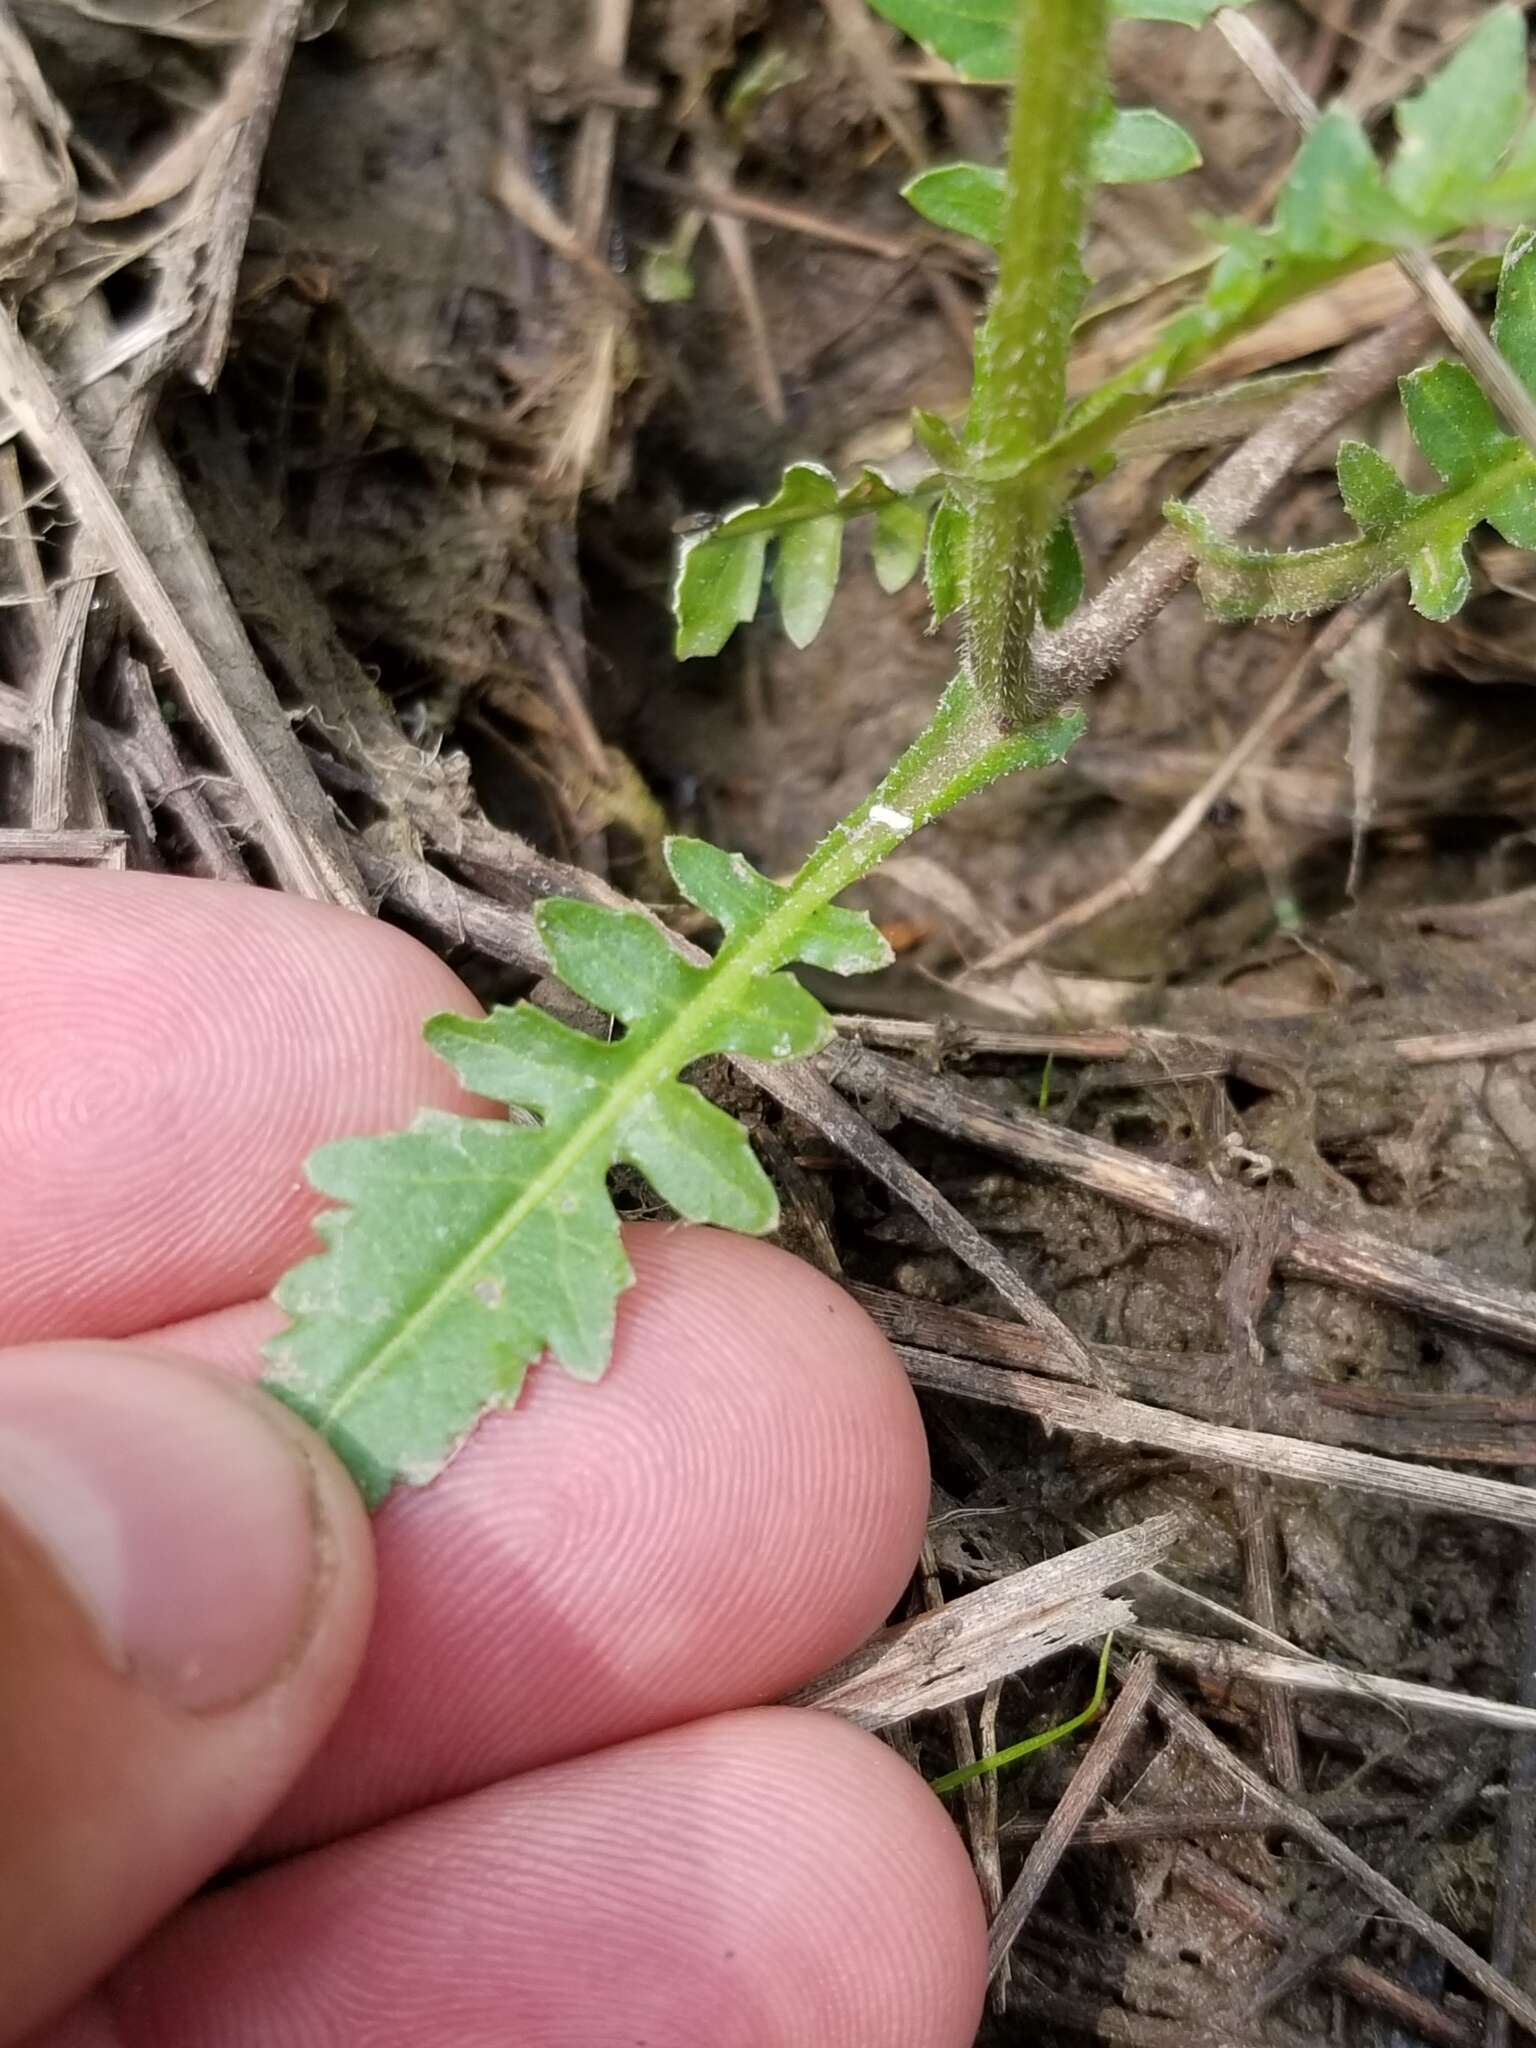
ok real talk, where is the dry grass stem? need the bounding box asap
[1128,1624,1536,1734]
[1154,1682,1536,2036]
[791,1514,1183,1727]
[903,1346,1536,1530]
[835,1044,1536,1354]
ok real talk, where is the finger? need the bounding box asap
[99,1709,987,2048]
[150,1227,929,1853]
[0,1344,373,2046]
[0,868,482,1345]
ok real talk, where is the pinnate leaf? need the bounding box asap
[665,835,893,973]
[264,846,890,1503]
[1171,225,1536,628]
[1400,359,1536,549]
[674,461,936,657]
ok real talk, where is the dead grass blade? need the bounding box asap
[904,1347,1536,1530]
[791,1514,1183,1727]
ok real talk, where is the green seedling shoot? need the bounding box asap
[930,1635,1115,1796]
[263,1,1536,1505]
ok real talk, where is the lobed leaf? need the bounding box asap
[1170,218,1536,630]
[1400,360,1536,549]
[666,835,893,973]
[673,461,937,658]
[264,844,890,1503]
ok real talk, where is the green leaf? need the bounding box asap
[1276,110,1409,261]
[872,496,930,592]
[639,245,695,303]
[902,162,1003,245]
[907,118,1200,273]
[869,0,1243,82]
[618,1082,777,1232]
[771,467,843,647]
[1092,106,1201,184]
[264,842,889,1503]
[1407,530,1472,621]
[1485,119,1536,219]
[1388,6,1527,222]
[1492,227,1536,398]
[1336,441,1416,538]
[537,898,696,1022]
[926,493,970,621]
[673,528,766,658]
[1040,515,1084,627]
[866,0,1013,79]
[665,835,893,973]
[1400,357,1536,551]
[673,462,868,657]
[1400,360,1513,489]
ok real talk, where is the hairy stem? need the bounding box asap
[962,0,1108,726]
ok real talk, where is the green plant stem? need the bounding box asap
[930,1635,1115,1796]
[961,0,1109,725]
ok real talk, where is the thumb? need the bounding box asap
[0,1342,374,2045]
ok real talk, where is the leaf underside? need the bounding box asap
[263,840,892,1504]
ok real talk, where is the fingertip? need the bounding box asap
[611,1220,932,1596]
[258,1222,934,1844]
[0,869,487,1343]
[112,1706,988,2048]
[0,1340,375,2038]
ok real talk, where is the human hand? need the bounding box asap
[1,868,986,2047]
